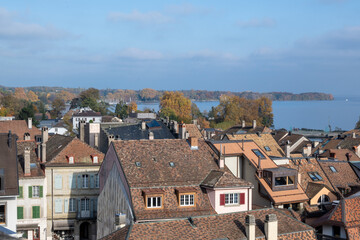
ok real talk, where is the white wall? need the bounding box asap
[49,127,68,136]
[0,196,17,233]
[72,116,102,130]
[323,225,347,239]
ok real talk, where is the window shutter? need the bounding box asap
[32,206,40,218]
[19,186,23,198]
[90,199,94,218]
[39,186,43,198]
[17,207,24,219]
[78,199,81,213]
[90,175,94,188]
[29,186,32,198]
[64,199,69,213]
[69,175,73,189]
[55,175,63,189]
[220,194,225,206]
[240,193,245,205]
[55,199,62,213]
[77,175,82,189]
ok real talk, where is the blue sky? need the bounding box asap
[0,0,359,95]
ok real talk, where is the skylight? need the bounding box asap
[169,162,175,167]
[329,166,337,173]
[264,146,271,151]
[135,162,141,167]
[308,172,323,181]
[252,149,266,159]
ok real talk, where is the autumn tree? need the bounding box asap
[51,98,66,118]
[14,88,28,100]
[127,101,137,114]
[160,91,192,123]
[139,88,159,101]
[1,93,26,115]
[18,103,39,126]
[256,96,274,127]
[27,90,39,102]
[56,90,76,102]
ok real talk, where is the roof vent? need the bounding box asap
[135,162,141,167]
[169,162,175,167]
[187,217,196,228]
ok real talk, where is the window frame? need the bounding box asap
[146,195,163,209]
[275,176,295,186]
[69,198,76,212]
[82,174,89,188]
[81,198,90,211]
[224,193,240,205]
[329,166,337,173]
[32,186,40,198]
[95,174,99,188]
[179,193,195,207]
[252,149,266,159]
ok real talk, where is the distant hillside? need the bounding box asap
[0,86,333,102]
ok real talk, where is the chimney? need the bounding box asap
[24,133,30,141]
[219,144,225,169]
[173,121,179,134]
[307,144,311,156]
[252,120,256,129]
[141,121,146,130]
[189,137,198,150]
[149,131,154,140]
[355,146,360,158]
[264,214,278,240]
[353,132,356,138]
[258,156,262,170]
[7,131,12,148]
[24,147,31,176]
[245,215,255,240]
[42,127,48,143]
[41,143,46,163]
[192,119,198,126]
[37,144,41,160]
[79,121,85,141]
[242,120,246,128]
[94,134,99,149]
[285,144,291,158]
[313,141,319,148]
[28,118,32,129]
[166,116,170,126]
[346,153,351,161]
[108,135,115,145]
[179,123,186,139]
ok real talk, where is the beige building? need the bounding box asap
[41,134,104,240]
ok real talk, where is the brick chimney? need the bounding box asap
[285,144,291,158]
[24,147,31,176]
[41,143,46,163]
[79,120,86,141]
[141,121,146,130]
[28,118,32,129]
[189,137,198,150]
[245,215,255,240]
[264,214,278,240]
[252,120,256,129]
[242,120,246,128]
[42,127,48,143]
[149,131,154,140]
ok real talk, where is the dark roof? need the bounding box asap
[338,138,360,150]
[306,182,330,199]
[0,133,18,196]
[273,131,288,142]
[201,170,253,188]
[17,141,44,179]
[101,208,316,240]
[104,120,174,141]
[73,111,101,117]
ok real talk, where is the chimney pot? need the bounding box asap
[242,120,246,128]
[252,120,256,129]
[42,127,48,143]
[28,118,32,129]
[24,147,31,176]
[245,215,255,240]
[265,214,278,240]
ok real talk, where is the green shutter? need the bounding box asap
[28,186,32,198]
[17,207,24,219]
[32,206,40,219]
[39,186,43,198]
[18,186,23,198]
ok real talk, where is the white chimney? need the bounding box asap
[173,121,179,134]
[41,143,46,163]
[242,120,246,128]
[252,120,256,129]
[219,144,225,169]
[28,118,32,129]
[37,144,41,160]
[285,144,291,158]
[189,137,198,150]
[353,132,356,138]
[264,214,278,240]
[355,146,360,158]
[149,131,154,140]
[307,144,311,156]
[179,124,186,139]
[24,133,31,141]
[42,127,48,143]
[141,121,146,130]
[24,147,31,176]
[245,215,255,240]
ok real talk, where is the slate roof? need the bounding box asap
[201,170,253,188]
[0,120,41,141]
[17,141,44,179]
[0,133,18,196]
[318,160,360,191]
[73,110,101,117]
[103,120,174,141]
[306,182,331,199]
[226,133,285,157]
[101,208,316,240]
[44,134,104,166]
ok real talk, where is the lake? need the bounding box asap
[134,96,360,131]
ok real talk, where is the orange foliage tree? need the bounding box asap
[160,91,192,123]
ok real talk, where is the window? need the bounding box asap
[220,193,245,206]
[18,186,23,198]
[180,194,194,206]
[17,207,24,220]
[82,174,88,188]
[55,175,63,189]
[33,186,40,197]
[252,149,266,159]
[95,174,99,188]
[333,226,341,237]
[81,198,90,211]
[147,196,162,208]
[92,156,98,164]
[318,194,330,210]
[69,198,76,212]
[32,206,40,219]
[55,199,62,213]
[308,172,323,181]
[275,176,295,186]
[0,205,5,224]
[329,166,337,173]
[69,156,74,164]
[264,146,271,151]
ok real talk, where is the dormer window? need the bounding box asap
[275,176,294,186]
[143,189,164,209]
[92,155,98,164]
[176,187,197,207]
[68,156,74,164]
[180,194,194,206]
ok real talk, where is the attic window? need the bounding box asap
[308,172,323,181]
[329,166,337,173]
[135,162,141,167]
[169,162,175,167]
[92,155,98,164]
[68,156,74,164]
[264,146,271,151]
[252,149,266,159]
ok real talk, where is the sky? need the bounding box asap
[0,0,359,95]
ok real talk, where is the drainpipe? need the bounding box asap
[51,169,54,233]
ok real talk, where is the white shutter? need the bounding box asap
[55,199,62,213]
[55,175,62,189]
[64,199,69,213]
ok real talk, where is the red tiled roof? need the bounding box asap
[0,120,41,141]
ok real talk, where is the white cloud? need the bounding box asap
[116,48,164,60]
[237,18,276,28]
[184,50,239,61]
[108,10,171,24]
[165,3,211,15]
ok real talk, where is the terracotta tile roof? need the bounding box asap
[305,182,331,199]
[320,149,360,161]
[201,170,253,188]
[257,177,308,205]
[211,140,278,169]
[17,141,44,179]
[0,133,18,196]
[0,120,41,141]
[318,160,360,191]
[338,138,360,150]
[101,208,316,240]
[45,135,104,166]
[321,139,342,150]
[112,139,220,188]
[185,124,203,139]
[226,133,285,157]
